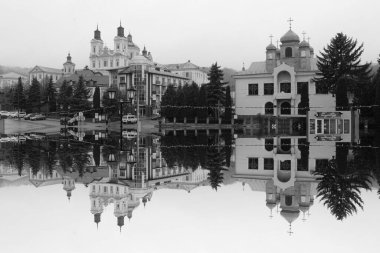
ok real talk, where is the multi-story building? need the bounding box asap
[0,72,28,89]
[89,23,141,72]
[116,53,190,116]
[28,53,75,85]
[165,60,208,86]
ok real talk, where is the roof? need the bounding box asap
[30,65,62,74]
[280,29,300,43]
[237,61,268,75]
[165,61,204,72]
[56,68,109,87]
[299,40,310,48]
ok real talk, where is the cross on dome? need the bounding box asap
[307,36,311,43]
[302,31,306,41]
[269,34,273,44]
[287,17,294,29]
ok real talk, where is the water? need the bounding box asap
[0,130,379,253]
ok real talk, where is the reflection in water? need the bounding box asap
[0,130,379,234]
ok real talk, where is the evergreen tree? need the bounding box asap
[336,77,349,110]
[28,78,41,112]
[93,86,101,109]
[58,80,73,111]
[298,83,309,115]
[161,84,176,119]
[197,84,208,120]
[374,56,380,129]
[206,63,226,118]
[71,75,91,112]
[315,33,371,94]
[224,85,232,122]
[45,76,56,112]
[205,145,227,191]
[175,85,185,119]
[13,77,26,111]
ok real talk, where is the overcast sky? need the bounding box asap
[1,0,379,70]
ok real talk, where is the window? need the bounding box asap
[297,159,308,171]
[264,158,274,170]
[116,60,119,67]
[280,102,291,115]
[268,53,274,59]
[285,195,292,206]
[104,61,107,67]
[248,83,258,95]
[280,82,291,93]
[120,76,126,83]
[316,119,323,134]
[297,82,308,94]
[264,83,274,95]
[301,50,306,57]
[280,160,291,171]
[265,138,274,151]
[110,60,113,67]
[309,119,315,134]
[285,47,292,57]
[93,47,96,53]
[265,102,274,115]
[344,119,350,134]
[117,43,120,50]
[248,158,259,170]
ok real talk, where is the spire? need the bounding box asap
[242,62,245,71]
[117,22,125,37]
[287,17,294,30]
[66,53,72,63]
[142,46,147,56]
[287,224,293,236]
[94,25,101,40]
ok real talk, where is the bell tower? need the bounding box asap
[63,53,75,77]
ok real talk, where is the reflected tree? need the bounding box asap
[205,145,227,191]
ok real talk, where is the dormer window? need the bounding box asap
[285,47,292,57]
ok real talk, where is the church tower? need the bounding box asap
[266,35,278,72]
[114,22,128,55]
[90,25,104,69]
[114,198,128,231]
[63,177,76,200]
[63,53,75,77]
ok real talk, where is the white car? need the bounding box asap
[122,130,138,139]
[122,114,137,124]
[14,112,26,118]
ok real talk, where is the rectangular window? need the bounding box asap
[280,82,291,93]
[248,83,258,95]
[344,119,350,134]
[337,119,343,134]
[297,159,307,171]
[264,83,274,95]
[297,82,308,94]
[116,60,119,67]
[316,119,323,134]
[92,61,95,68]
[330,119,336,134]
[248,158,259,170]
[110,60,113,67]
[120,76,126,83]
[264,158,274,170]
[309,119,315,134]
[324,119,329,134]
[104,61,107,67]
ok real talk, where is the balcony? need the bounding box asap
[275,92,294,100]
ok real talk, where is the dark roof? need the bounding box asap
[56,69,109,88]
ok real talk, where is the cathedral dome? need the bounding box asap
[299,40,310,48]
[130,55,152,65]
[280,30,300,43]
[266,43,277,51]
[280,210,300,224]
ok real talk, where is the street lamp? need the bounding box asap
[127,87,136,114]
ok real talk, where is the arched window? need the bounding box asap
[280,102,291,115]
[285,47,292,57]
[280,139,291,152]
[265,102,274,115]
[265,138,274,151]
[285,195,293,206]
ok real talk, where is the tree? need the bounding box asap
[45,76,56,112]
[197,84,208,120]
[71,75,91,112]
[205,145,227,191]
[13,77,26,111]
[206,63,226,118]
[28,78,41,112]
[58,80,73,111]
[336,77,349,110]
[161,84,176,120]
[224,85,232,122]
[315,33,371,94]
[93,86,101,109]
[298,83,309,115]
[374,56,380,128]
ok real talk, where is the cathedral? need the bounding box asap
[89,23,149,71]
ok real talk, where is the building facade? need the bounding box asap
[0,72,28,89]
[165,60,208,86]
[89,23,141,71]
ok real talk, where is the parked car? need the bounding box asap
[14,112,26,118]
[30,114,46,121]
[122,114,138,124]
[0,111,9,118]
[151,113,161,120]
[122,130,138,139]
[8,111,18,118]
[24,113,37,120]
[60,117,78,126]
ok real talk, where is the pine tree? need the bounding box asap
[315,33,371,94]
[197,84,208,120]
[58,80,73,111]
[161,84,176,119]
[45,76,56,112]
[374,56,380,129]
[28,78,41,112]
[224,85,232,122]
[336,77,349,111]
[71,75,91,111]
[298,83,309,115]
[206,63,226,118]
[13,77,26,111]
[93,86,101,109]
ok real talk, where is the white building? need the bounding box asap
[89,23,141,71]
[233,27,338,121]
[165,60,208,86]
[0,72,28,89]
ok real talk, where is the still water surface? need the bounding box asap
[0,131,379,253]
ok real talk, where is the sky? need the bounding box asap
[0,0,379,70]
[0,182,379,253]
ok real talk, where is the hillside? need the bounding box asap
[0,65,31,76]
